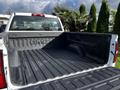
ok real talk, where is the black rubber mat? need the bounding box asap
[10,49,101,85]
[20,67,120,90]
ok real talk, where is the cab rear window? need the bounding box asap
[10,16,62,31]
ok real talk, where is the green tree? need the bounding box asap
[113,3,120,35]
[87,4,96,32]
[54,6,90,32]
[79,4,86,16]
[110,9,117,24]
[96,0,110,33]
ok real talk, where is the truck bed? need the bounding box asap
[8,32,111,86]
[20,67,120,90]
[11,48,101,85]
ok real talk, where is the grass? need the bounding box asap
[115,57,120,68]
[115,45,120,68]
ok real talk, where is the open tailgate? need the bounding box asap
[19,67,120,90]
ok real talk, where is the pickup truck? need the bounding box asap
[0,12,120,90]
[0,14,10,33]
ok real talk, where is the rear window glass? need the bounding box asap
[10,16,62,31]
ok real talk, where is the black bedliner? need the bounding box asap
[10,49,100,85]
[20,67,120,90]
[8,32,112,86]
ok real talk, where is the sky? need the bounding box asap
[0,0,119,14]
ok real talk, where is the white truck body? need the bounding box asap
[0,13,118,90]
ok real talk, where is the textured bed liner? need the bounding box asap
[7,32,113,89]
[20,67,120,90]
[10,48,101,85]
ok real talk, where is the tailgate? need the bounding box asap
[20,67,120,90]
